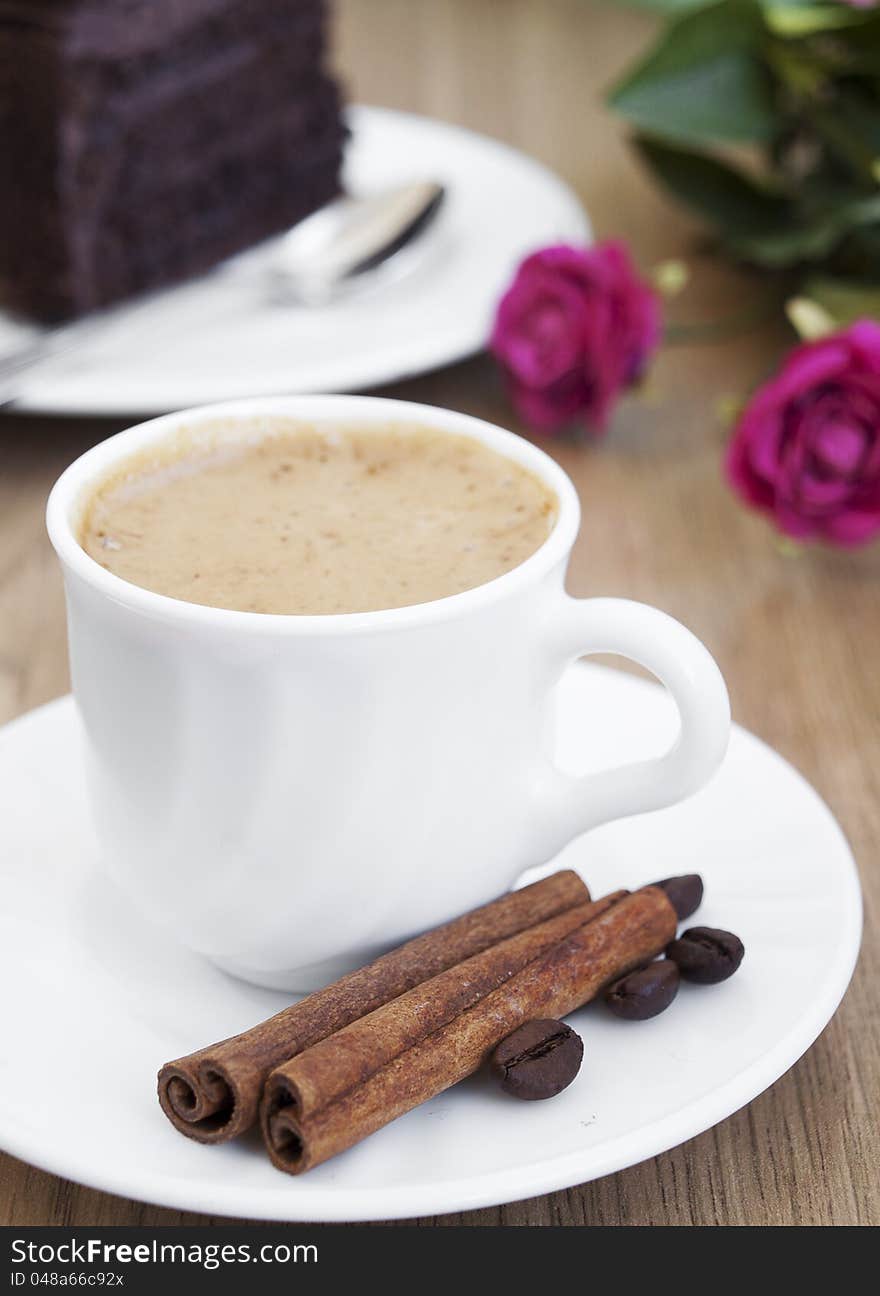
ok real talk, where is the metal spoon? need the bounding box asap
[266,179,446,304]
[0,179,446,406]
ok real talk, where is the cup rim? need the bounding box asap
[46,394,580,635]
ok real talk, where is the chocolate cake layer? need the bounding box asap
[0,0,344,320]
[0,0,323,60]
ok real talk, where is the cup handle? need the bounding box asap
[531,596,730,854]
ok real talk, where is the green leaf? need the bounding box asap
[733,221,843,266]
[763,40,827,95]
[761,3,876,38]
[823,17,880,76]
[802,275,880,326]
[605,0,715,11]
[732,194,880,266]
[634,136,793,236]
[608,0,777,144]
[808,92,880,183]
[831,221,880,275]
[634,136,880,267]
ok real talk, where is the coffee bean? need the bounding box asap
[490,1019,583,1100]
[666,927,744,984]
[653,874,704,921]
[604,959,680,1020]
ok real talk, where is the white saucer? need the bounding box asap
[0,664,861,1221]
[0,106,589,417]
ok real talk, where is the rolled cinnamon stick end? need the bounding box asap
[263,891,627,1124]
[262,886,676,1174]
[158,868,590,1143]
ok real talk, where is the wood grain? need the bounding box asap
[0,0,877,1227]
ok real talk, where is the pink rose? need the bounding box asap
[490,241,661,433]
[726,320,880,546]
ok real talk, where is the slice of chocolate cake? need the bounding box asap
[0,0,346,320]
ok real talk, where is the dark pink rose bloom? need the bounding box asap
[490,241,661,433]
[726,320,880,546]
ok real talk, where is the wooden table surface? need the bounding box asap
[1,0,877,1228]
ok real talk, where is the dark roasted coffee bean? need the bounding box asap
[653,874,704,921]
[490,1019,583,1100]
[604,959,680,1020]
[666,927,744,984]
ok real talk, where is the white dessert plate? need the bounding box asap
[0,106,589,417]
[0,664,861,1221]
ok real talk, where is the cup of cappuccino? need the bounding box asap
[47,395,729,990]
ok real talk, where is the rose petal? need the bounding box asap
[743,407,789,483]
[773,498,821,540]
[764,340,850,407]
[725,432,776,510]
[821,507,880,546]
[810,420,869,478]
[843,319,880,374]
[508,370,591,433]
[491,272,591,389]
[491,240,660,435]
[726,321,880,546]
[796,473,855,512]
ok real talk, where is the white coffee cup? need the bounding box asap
[47,395,729,991]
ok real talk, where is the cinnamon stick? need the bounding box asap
[263,892,626,1123]
[158,868,589,1143]
[262,886,676,1174]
